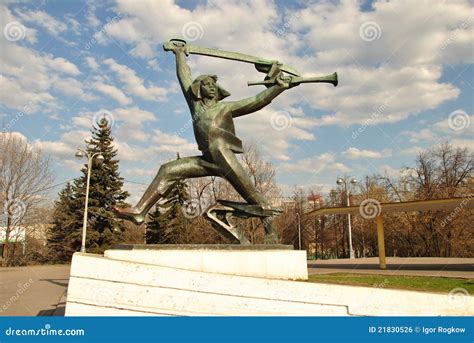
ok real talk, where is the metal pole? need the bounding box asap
[296,212,301,250]
[346,186,355,259]
[376,215,386,269]
[81,154,93,253]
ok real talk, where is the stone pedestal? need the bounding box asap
[65,246,473,316]
[106,244,308,280]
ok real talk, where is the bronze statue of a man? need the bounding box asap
[115,40,295,243]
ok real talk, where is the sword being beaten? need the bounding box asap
[163,38,301,76]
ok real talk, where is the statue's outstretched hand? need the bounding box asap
[275,73,292,89]
[164,39,189,56]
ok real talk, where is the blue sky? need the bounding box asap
[0,0,472,202]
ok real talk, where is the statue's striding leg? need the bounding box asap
[209,145,278,243]
[114,156,220,225]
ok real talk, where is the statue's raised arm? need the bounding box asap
[227,70,291,118]
[164,39,194,110]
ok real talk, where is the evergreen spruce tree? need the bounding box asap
[47,182,76,263]
[146,173,189,244]
[72,118,129,253]
[49,118,129,257]
[145,206,162,244]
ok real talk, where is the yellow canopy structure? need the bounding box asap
[306,196,473,269]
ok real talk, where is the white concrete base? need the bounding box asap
[65,252,474,316]
[104,248,308,280]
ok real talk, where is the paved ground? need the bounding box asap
[308,257,474,278]
[0,264,70,316]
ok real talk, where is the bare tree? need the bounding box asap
[0,133,53,266]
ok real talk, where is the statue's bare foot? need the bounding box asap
[114,206,145,225]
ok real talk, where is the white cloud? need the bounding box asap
[104,0,470,128]
[113,140,148,161]
[116,123,149,143]
[404,128,435,144]
[130,41,155,59]
[65,14,81,35]
[45,57,80,75]
[400,146,424,156]
[343,147,391,159]
[33,130,91,163]
[400,110,473,152]
[378,164,401,179]
[84,56,99,70]
[103,58,168,101]
[112,107,156,123]
[32,140,74,159]
[15,9,67,36]
[433,111,474,136]
[147,59,160,71]
[85,0,101,28]
[450,138,474,151]
[0,4,84,112]
[98,0,471,170]
[71,107,156,129]
[93,81,132,105]
[278,153,351,174]
[0,74,54,111]
[152,128,199,155]
[51,76,95,100]
[237,106,317,161]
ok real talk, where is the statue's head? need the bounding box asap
[191,74,230,101]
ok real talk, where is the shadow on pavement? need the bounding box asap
[39,279,69,287]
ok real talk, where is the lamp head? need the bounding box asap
[95,154,105,163]
[350,178,357,184]
[336,178,344,185]
[75,150,85,159]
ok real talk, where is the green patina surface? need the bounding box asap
[116,39,338,245]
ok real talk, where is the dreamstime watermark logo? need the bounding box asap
[275,12,301,37]
[5,323,85,336]
[174,117,193,137]
[84,13,123,50]
[1,278,34,313]
[440,194,472,228]
[92,109,115,129]
[92,287,114,304]
[3,198,26,222]
[440,16,473,51]
[3,21,26,42]
[359,21,382,42]
[181,197,210,219]
[374,278,389,288]
[359,198,381,219]
[181,21,204,42]
[3,101,34,133]
[352,102,388,139]
[448,287,469,309]
[270,111,292,131]
[448,110,470,131]
[89,195,115,223]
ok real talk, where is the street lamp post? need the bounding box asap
[75,149,104,253]
[336,177,357,259]
[295,212,301,250]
